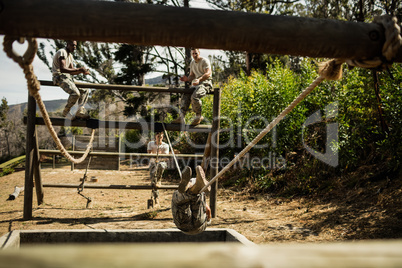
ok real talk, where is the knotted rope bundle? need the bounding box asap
[3,36,95,164]
[346,15,402,70]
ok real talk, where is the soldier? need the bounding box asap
[52,40,90,119]
[172,165,211,235]
[172,48,213,126]
[147,132,169,204]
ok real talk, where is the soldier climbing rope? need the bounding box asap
[3,36,96,165]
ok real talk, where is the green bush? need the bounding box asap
[0,167,15,177]
[202,59,402,194]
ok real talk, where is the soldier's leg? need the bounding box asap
[54,74,80,117]
[189,165,210,194]
[190,81,212,125]
[149,162,159,202]
[188,192,208,234]
[171,191,208,235]
[75,88,90,118]
[154,162,167,186]
[171,190,193,232]
[171,92,191,124]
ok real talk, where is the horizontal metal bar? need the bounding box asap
[1,0,400,62]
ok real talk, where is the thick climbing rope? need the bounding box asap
[200,15,401,193]
[3,36,95,164]
[162,123,182,178]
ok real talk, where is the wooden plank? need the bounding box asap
[39,80,215,94]
[24,117,213,133]
[39,149,201,158]
[201,133,212,171]
[42,183,178,190]
[33,129,44,206]
[210,88,221,218]
[1,0,400,62]
[23,94,36,220]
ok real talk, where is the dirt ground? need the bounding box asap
[1,164,401,244]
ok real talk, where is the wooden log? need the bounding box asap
[23,117,213,133]
[1,0,400,62]
[7,186,24,200]
[39,149,201,158]
[42,183,178,190]
[210,88,221,218]
[39,80,215,94]
[33,129,44,205]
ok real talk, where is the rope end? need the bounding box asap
[318,59,344,81]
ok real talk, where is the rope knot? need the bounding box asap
[346,15,401,70]
[3,36,37,67]
[318,59,344,80]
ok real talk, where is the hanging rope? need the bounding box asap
[201,16,401,193]
[77,154,93,208]
[162,123,182,178]
[3,36,95,164]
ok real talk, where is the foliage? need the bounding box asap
[0,98,11,160]
[0,167,14,177]
[203,58,402,195]
[303,0,401,22]
[0,155,26,177]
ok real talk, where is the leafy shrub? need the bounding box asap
[202,59,402,195]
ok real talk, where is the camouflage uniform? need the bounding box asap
[171,190,208,235]
[180,80,213,116]
[53,73,89,116]
[149,161,167,200]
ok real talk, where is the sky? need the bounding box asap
[0,0,215,106]
[0,36,55,105]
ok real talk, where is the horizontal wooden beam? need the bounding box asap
[42,183,178,190]
[39,80,215,94]
[24,117,213,132]
[1,0,401,62]
[39,149,201,159]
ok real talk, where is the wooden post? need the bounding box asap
[210,88,221,218]
[201,133,212,171]
[23,94,36,220]
[33,128,44,205]
[118,136,121,171]
[71,135,75,171]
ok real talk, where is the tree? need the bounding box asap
[0,98,11,159]
[303,0,401,22]
[204,0,301,77]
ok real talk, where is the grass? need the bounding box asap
[0,155,26,169]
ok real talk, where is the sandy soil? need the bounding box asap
[1,165,400,244]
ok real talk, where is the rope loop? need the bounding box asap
[346,15,401,70]
[3,35,94,164]
[3,36,37,68]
